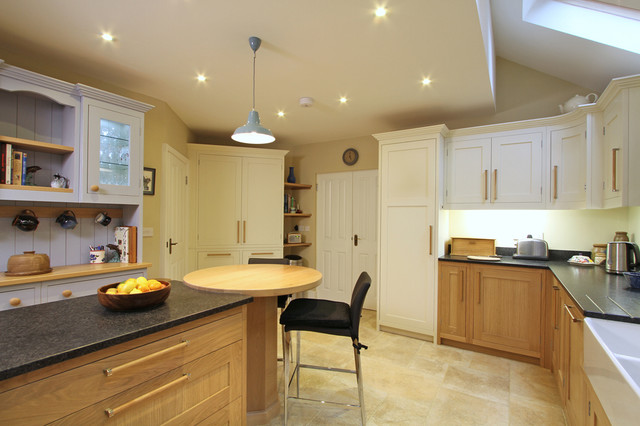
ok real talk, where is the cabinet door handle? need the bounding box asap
[243,220,247,243]
[553,165,558,200]
[428,225,433,255]
[492,169,497,202]
[612,148,618,192]
[105,373,190,418]
[460,271,465,302]
[483,170,488,201]
[477,273,482,304]
[564,304,582,323]
[237,221,240,243]
[103,339,189,377]
[207,253,231,256]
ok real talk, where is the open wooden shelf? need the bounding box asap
[284,213,311,217]
[0,135,74,155]
[0,184,73,193]
[0,206,123,219]
[284,182,312,190]
[284,242,312,248]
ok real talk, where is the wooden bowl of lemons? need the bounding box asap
[97,277,171,311]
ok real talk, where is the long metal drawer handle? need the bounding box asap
[251,252,274,256]
[207,253,231,257]
[553,165,558,200]
[103,340,189,377]
[612,148,619,192]
[483,170,488,201]
[105,373,190,418]
[564,304,582,323]
[492,169,497,202]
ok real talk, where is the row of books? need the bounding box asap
[0,143,28,185]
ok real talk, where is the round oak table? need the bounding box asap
[183,264,322,425]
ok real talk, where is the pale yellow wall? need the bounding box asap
[284,135,378,268]
[0,50,194,277]
[448,208,636,251]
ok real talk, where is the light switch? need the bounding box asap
[143,227,154,237]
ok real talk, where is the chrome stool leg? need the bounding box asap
[354,346,366,425]
[282,326,290,425]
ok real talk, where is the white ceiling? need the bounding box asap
[0,0,638,147]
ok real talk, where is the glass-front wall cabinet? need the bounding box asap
[87,105,141,199]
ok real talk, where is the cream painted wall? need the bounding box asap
[448,208,636,252]
[0,50,194,278]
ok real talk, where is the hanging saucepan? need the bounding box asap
[12,209,39,232]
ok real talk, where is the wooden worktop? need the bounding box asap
[0,262,152,287]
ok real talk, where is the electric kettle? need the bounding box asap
[606,241,640,274]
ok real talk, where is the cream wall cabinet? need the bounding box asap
[375,126,446,339]
[445,130,544,209]
[548,121,587,209]
[188,144,287,271]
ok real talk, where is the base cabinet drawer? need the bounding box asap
[43,270,145,302]
[0,284,40,310]
[0,309,246,425]
[51,341,243,425]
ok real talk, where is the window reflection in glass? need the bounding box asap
[98,119,130,186]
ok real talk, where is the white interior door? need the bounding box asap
[316,170,378,309]
[162,144,189,280]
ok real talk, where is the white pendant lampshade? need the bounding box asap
[232,36,275,144]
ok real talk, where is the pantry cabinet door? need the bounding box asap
[445,137,491,206]
[549,123,587,208]
[242,157,283,247]
[196,154,242,247]
[491,132,543,205]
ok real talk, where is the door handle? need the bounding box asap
[553,165,558,200]
[354,234,358,246]
[168,238,178,255]
[612,148,619,192]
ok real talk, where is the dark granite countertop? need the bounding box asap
[0,281,252,381]
[440,253,640,324]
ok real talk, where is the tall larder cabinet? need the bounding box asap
[375,125,447,339]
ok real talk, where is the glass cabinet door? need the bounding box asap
[87,105,141,198]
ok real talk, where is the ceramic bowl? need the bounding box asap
[623,272,640,289]
[97,280,171,311]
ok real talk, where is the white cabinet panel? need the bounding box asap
[446,138,491,206]
[0,284,40,311]
[42,270,145,303]
[241,249,283,264]
[243,157,285,246]
[197,251,241,269]
[549,123,587,208]
[491,132,543,204]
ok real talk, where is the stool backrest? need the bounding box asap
[350,271,371,340]
[248,258,290,265]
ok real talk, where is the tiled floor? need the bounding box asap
[267,309,566,425]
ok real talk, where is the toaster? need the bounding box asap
[512,235,549,260]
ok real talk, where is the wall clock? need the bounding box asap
[342,148,359,166]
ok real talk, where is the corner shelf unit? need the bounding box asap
[284,181,312,249]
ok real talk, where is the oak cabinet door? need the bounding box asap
[438,262,468,342]
[471,265,543,357]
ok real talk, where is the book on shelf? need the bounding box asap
[21,152,27,185]
[11,150,22,185]
[1,143,11,184]
[0,143,6,184]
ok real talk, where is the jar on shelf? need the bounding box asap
[613,231,629,242]
[592,243,607,265]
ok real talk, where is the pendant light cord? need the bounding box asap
[252,50,256,110]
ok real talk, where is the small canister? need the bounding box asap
[592,243,607,265]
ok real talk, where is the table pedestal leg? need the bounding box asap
[246,296,279,425]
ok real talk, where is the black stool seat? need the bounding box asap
[280,298,351,335]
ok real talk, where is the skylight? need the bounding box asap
[522,0,640,54]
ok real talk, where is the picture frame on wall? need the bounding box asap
[143,167,156,195]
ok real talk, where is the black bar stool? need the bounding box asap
[279,271,371,425]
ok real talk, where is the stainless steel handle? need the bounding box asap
[564,304,582,323]
[105,373,190,418]
[612,148,618,191]
[553,165,558,200]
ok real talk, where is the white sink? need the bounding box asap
[584,318,640,425]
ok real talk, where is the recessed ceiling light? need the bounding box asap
[101,33,114,42]
[339,96,348,104]
[277,111,285,117]
[375,6,387,17]
[196,74,207,82]
[422,77,432,86]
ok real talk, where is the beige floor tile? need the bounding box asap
[442,365,510,405]
[509,395,567,425]
[427,387,509,426]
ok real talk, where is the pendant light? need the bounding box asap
[232,36,275,144]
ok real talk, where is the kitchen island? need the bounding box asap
[0,281,252,425]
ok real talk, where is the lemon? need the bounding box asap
[106,288,118,295]
[130,288,143,294]
[121,280,137,294]
[136,276,148,285]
